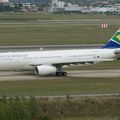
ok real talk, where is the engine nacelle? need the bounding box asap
[35,65,57,75]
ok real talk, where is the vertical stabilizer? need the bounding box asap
[102,28,120,48]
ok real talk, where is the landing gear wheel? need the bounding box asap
[56,72,67,77]
[56,72,62,76]
[62,72,67,76]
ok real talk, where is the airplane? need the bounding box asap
[0,28,120,76]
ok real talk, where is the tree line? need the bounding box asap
[10,0,120,4]
[0,3,22,12]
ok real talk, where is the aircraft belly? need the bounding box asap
[0,59,32,71]
[0,61,15,70]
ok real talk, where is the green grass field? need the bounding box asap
[0,77,120,97]
[0,24,118,45]
[0,13,119,45]
[0,13,120,21]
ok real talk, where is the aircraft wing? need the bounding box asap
[30,58,114,68]
[52,58,114,67]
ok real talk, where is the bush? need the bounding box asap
[0,96,119,120]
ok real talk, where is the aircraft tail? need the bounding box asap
[102,28,120,48]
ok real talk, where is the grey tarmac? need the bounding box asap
[0,69,120,81]
[68,69,120,78]
[2,93,120,100]
[0,44,102,52]
[1,19,120,25]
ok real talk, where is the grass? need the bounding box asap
[0,77,120,97]
[61,117,120,120]
[0,13,119,45]
[0,13,120,21]
[0,24,118,45]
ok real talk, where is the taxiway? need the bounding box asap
[0,44,102,52]
[0,69,119,81]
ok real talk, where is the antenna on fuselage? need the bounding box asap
[40,47,43,51]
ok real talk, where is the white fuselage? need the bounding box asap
[0,48,116,71]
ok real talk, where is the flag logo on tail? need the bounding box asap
[102,28,120,48]
[112,30,120,44]
[116,35,120,42]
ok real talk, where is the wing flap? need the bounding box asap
[29,58,114,68]
[53,58,114,67]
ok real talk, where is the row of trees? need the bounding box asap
[0,3,48,12]
[0,3,22,12]
[10,0,120,4]
[0,0,120,12]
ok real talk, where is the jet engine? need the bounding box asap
[35,65,57,75]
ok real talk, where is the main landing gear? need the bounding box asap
[56,71,67,76]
